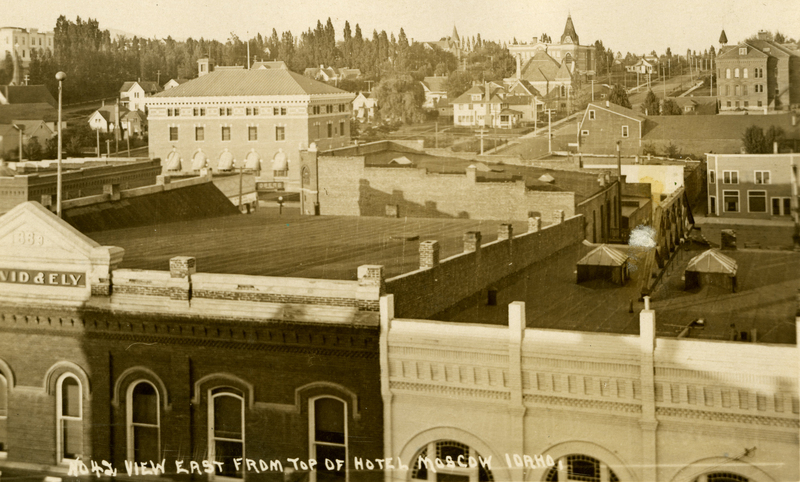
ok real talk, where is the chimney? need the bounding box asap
[552,210,565,224]
[528,216,542,233]
[792,114,797,126]
[419,240,440,269]
[498,223,513,241]
[758,30,769,40]
[466,165,477,183]
[774,141,779,154]
[464,231,482,252]
[167,256,195,301]
[606,100,610,107]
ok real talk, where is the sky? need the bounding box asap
[4,0,800,55]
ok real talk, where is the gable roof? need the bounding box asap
[422,76,448,93]
[586,102,645,123]
[686,249,737,275]
[252,61,288,70]
[120,81,162,94]
[0,103,58,124]
[152,69,351,97]
[521,50,561,83]
[555,62,573,80]
[0,85,56,107]
[164,78,190,89]
[91,104,130,123]
[577,245,627,267]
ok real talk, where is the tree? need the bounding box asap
[373,75,425,124]
[641,90,660,115]
[608,84,631,109]
[765,125,785,152]
[661,98,682,115]
[446,70,473,100]
[742,125,768,153]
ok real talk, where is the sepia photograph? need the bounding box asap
[0,1,799,482]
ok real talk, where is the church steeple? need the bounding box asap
[452,24,460,43]
[561,14,579,45]
[719,29,728,45]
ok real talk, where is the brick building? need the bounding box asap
[0,202,384,482]
[716,31,800,112]
[706,152,799,219]
[301,142,623,243]
[0,27,55,85]
[0,158,161,215]
[146,61,354,192]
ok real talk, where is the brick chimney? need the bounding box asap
[419,240,440,269]
[464,231,482,252]
[528,216,542,233]
[498,223,513,241]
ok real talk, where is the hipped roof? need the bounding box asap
[686,249,737,275]
[577,244,628,267]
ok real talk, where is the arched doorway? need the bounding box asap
[409,440,494,482]
[544,455,619,482]
[192,149,207,171]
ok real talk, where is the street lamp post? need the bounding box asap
[56,71,66,217]
[277,196,284,215]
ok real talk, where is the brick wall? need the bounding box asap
[316,156,577,221]
[385,215,584,319]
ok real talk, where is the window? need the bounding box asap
[727,101,732,107]
[758,101,763,107]
[588,110,596,120]
[0,374,7,452]
[734,85,739,96]
[748,190,767,212]
[744,101,749,107]
[252,107,258,115]
[726,69,731,79]
[220,107,232,116]
[327,123,333,138]
[57,374,83,461]
[723,190,740,212]
[221,126,231,141]
[193,108,199,116]
[739,47,747,55]
[248,126,257,141]
[581,130,589,136]
[772,197,792,215]
[326,105,334,114]
[709,196,717,215]
[167,109,173,117]
[621,125,629,138]
[310,397,347,481]
[411,441,494,482]
[128,381,160,463]
[742,85,748,95]
[200,108,206,116]
[246,107,252,116]
[275,126,285,141]
[734,68,739,78]
[195,126,204,141]
[169,127,178,141]
[174,108,180,117]
[281,107,287,115]
[709,170,716,184]
[544,455,619,482]
[723,171,738,184]
[339,121,345,137]
[743,68,748,78]
[725,85,730,96]
[209,388,244,479]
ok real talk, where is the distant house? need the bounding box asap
[579,101,800,156]
[122,109,148,136]
[0,85,61,132]
[706,153,798,219]
[452,83,533,129]
[120,80,163,113]
[0,120,53,159]
[163,78,190,91]
[304,65,361,84]
[352,92,377,121]
[421,76,448,109]
[251,61,289,70]
[633,57,657,75]
[88,103,129,134]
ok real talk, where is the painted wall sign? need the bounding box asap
[0,269,86,287]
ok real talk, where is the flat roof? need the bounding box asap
[438,238,798,344]
[88,210,530,280]
[362,150,606,202]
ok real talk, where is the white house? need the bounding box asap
[120,81,163,113]
[88,104,129,133]
[352,92,377,121]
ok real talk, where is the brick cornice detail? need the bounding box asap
[656,407,800,429]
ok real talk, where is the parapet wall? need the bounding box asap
[317,156,577,221]
[385,215,584,319]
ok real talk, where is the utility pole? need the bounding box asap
[96,129,100,157]
[547,109,553,154]
[126,122,131,157]
[435,121,438,148]
[238,163,244,210]
[617,140,622,240]
[156,70,161,85]
[591,79,595,101]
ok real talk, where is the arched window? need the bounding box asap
[0,373,7,453]
[209,388,244,479]
[726,69,731,79]
[310,397,347,481]
[127,381,160,463]
[734,68,739,78]
[544,454,619,482]
[410,440,493,482]
[743,68,748,78]
[57,374,83,461]
[734,85,740,96]
[560,85,566,97]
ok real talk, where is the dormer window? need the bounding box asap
[739,47,747,55]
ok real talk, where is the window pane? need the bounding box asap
[215,440,243,478]
[315,398,344,444]
[62,378,80,418]
[132,382,158,425]
[214,395,242,440]
[133,425,159,463]
[749,193,766,213]
[315,444,346,481]
[772,198,781,215]
[784,198,791,215]
[63,419,83,458]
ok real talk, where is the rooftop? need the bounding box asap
[643,113,800,140]
[439,239,798,344]
[0,85,56,107]
[0,103,57,124]
[88,210,529,280]
[151,69,351,98]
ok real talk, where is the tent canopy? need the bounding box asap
[686,249,737,276]
[577,244,628,267]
